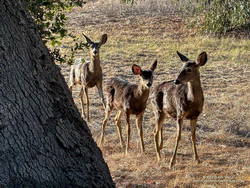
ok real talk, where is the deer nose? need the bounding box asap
[93,50,97,54]
[147,83,152,87]
[174,80,181,85]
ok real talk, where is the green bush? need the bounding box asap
[26,0,85,63]
[201,0,250,35]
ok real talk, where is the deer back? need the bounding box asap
[153,80,204,120]
[106,78,150,115]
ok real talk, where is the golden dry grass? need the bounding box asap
[59,1,250,187]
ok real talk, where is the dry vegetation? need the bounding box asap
[59,0,250,187]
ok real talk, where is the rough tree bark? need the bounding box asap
[0,0,114,187]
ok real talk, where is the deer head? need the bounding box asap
[132,60,157,88]
[82,34,108,57]
[174,51,207,85]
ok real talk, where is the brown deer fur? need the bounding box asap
[69,34,107,122]
[151,51,207,168]
[99,60,157,154]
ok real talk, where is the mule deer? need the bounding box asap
[69,34,107,122]
[99,60,157,154]
[151,51,208,168]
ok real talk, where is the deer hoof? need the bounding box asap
[169,160,175,169]
[120,144,124,149]
[195,158,201,164]
[156,155,161,162]
[125,150,128,155]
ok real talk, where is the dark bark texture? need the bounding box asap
[0,0,114,187]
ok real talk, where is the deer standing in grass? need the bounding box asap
[99,60,157,154]
[151,51,208,168]
[69,34,107,122]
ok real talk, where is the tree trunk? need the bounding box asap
[0,0,114,187]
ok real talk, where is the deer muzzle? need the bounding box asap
[174,80,181,85]
[147,83,152,87]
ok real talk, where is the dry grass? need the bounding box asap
[58,1,250,187]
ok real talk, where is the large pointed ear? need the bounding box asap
[177,51,189,62]
[99,34,108,46]
[82,33,92,44]
[132,64,142,75]
[150,60,157,71]
[197,52,207,66]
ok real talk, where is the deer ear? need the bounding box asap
[177,51,189,62]
[82,33,92,44]
[99,34,108,45]
[150,60,157,71]
[132,64,142,75]
[197,52,207,66]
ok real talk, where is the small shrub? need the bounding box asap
[26,0,85,63]
[200,0,250,35]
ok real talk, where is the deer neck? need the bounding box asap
[135,80,150,100]
[89,55,101,72]
[187,76,203,102]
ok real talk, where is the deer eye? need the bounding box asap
[186,68,192,72]
[141,71,152,79]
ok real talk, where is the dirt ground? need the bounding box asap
[58,1,250,187]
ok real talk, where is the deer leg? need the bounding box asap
[125,112,131,155]
[99,106,113,147]
[68,66,74,93]
[158,124,164,150]
[114,110,124,148]
[84,87,90,122]
[96,82,106,109]
[154,113,165,161]
[69,85,73,92]
[136,113,145,153]
[190,119,200,164]
[79,87,86,118]
[156,109,168,150]
[169,118,183,168]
